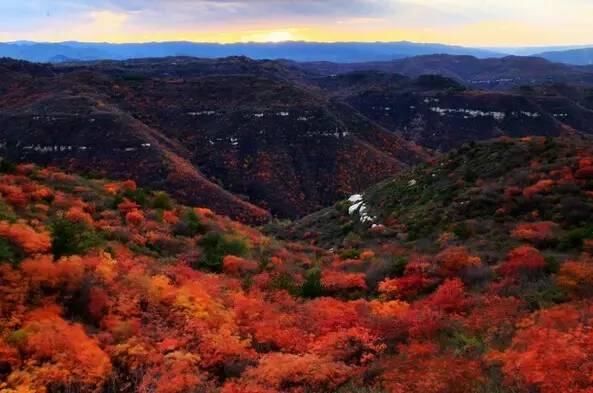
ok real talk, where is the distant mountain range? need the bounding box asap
[1,40,593,65]
[0,41,505,63]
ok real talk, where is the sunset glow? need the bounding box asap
[0,1,592,46]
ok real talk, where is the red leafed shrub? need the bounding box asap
[309,326,385,364]
[512,221,557,244]
[0,184,28,208]
[65,206,94,226]
[435,246,481,276]
[0,221,51,254]
[126,209,145,226]
[425,278,468,313]
[382,341,484,393]
[31,186,54,201]
[104,182,120,195]
[222,255,259,275]
[321,270,367,292]
[241,353,352,391]
[489,304,593,393]
[118,198,140,214]
[122,179,137,191]
[139,352,203,393]
[21,255,59,287]
[555,259,593,297]
[379,274,435,299]
[88,286,110,321]
[18,306,112,389]
[162,210,179,225]
[498,245,545,277]
[523,179,554,199]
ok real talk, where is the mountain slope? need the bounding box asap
[313,71,593,150]
[279,135,593,252]
[0,58,429,221]
[4,139,593,393]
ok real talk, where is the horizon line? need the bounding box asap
[2,39,593,49]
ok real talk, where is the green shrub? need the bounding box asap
[123,188,149,207]
[0,238,21,265]
[389,256,408,277]
[197,232,249,272]
[558,225,593,251]
[301,267,324,299]
[51,218,104,258]
[151,192,173,210]
[174,210,206,237]
[270,272,300,296]
[339,248,361,259]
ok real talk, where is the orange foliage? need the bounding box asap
[322,270,367,292]
[0,221,51,254]
[126,209,145,226]
[0,184,28,207]
[382,341,484,393]
[512,221,557,243]
[435,246,481,275]
[65,206,94,226]
[241,353,352,391]
[15,306,111,390]
[122,179,137,191]
[490,304,593,393]
[556,259,593,297]
[162,210,179,224]
[222,255,259,275]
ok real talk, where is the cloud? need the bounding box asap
[0,0,592,45]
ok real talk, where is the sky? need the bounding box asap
[0,0,592,46]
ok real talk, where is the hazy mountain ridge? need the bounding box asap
[0,40,507,63]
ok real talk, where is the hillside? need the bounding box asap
[4,56,593,219]
[0,57,429,222]
[279,136,593,254]
[313,71,593,150]
[3,137,593,393]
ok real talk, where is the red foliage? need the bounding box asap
[322,270,367,292]
[222,255,259,275]
[382,341,484,393]
[65,206,94,226]
[425,278,468,313]
[17,306,112,390]
[498,245,546,277]
[523,179,554,199]
[0,184,28,207]
[556,259,593,297]
[126,209,145,226]
[240,353,352,391]
[512,221,557,244]
[490,304,593,393]
[435,246,481,276]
